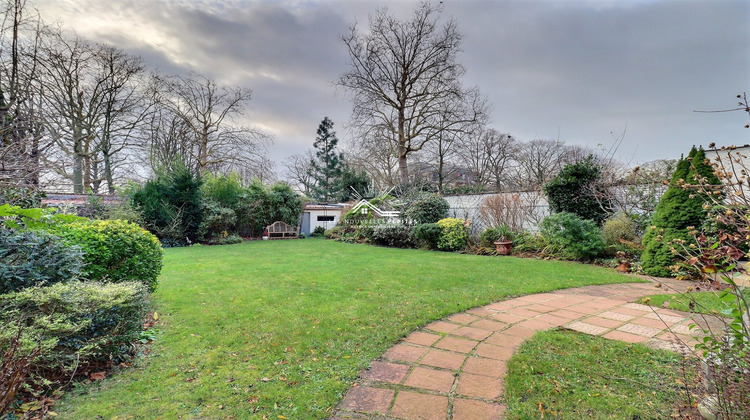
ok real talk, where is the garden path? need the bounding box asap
[331,277,724,420]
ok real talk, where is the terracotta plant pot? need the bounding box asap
[494,240,513,255]
[617,261,631,273]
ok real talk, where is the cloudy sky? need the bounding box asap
[35,0,750,170]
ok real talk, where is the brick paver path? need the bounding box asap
[331,278,725,420]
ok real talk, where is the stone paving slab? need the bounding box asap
[331,278,725,420]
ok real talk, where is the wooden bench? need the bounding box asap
[266,221,299,239]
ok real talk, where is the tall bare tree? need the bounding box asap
[514,139,572,189]
[458,128,518,191]
[283,150,316,196]
[339,1,486,183]
[345,131,399,190]
[155,73,269,176]
[0,0,48,191]
[37,29,103,193]
[91,45,149,193]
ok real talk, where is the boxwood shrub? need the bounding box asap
[0,229,83,294]
[50,220,163,291]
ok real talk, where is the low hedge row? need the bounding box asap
[0,281,148,381]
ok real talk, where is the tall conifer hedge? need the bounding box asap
[641,147,721,276]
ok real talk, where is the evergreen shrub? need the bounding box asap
[0,230,83,294]
[51,220,163,292]
[544,155,612,224]
[370,224,414,248]
[539,212,604,260]
[436,218,468,251]
[413,223,441,249]
[0,281,148,379]
[403,194,449,225]
[641,147,722,276]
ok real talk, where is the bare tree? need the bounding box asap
[427,90,486,193]
[36,29,103,193]
[345,130,399,190]
[155,73,270,176]
[514,139,571,189]
[339,1,487,183]
[90,45,150,193]
[145,103,194,175]
[0,0,48,191]
[458,128,518,191]
[283,151,316,196]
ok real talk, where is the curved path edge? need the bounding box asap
[331,278,724,420]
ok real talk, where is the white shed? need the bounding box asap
[300,203,345,235]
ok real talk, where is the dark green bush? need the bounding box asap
[436,218,469,252]
[544,155,612,224]
[0,229,83,294]
[268,183,303,227]
[311,226,327,237]
[641,227,692,277]
[370,224,414,248]
[204,233,243,246]
[413,223,441,249]
[237,181,302,237]
[0,186,44,208]
[198,200,237,242]
[353,225,374,241]
[544,155,612,223]
[403,193,449,225]
[324,226,351,240]
[0,281,148,383]
[641,147,722,276]
[51,220,163,292]
[202,173,244,210]
[540,212,605,260]
[132,164,203,245]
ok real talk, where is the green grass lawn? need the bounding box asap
[505,329,697,419]
[56,239,638,419]
[642,288,750,315]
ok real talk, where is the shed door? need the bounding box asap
[301,212,311,235]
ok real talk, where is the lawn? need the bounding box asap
[642,288,750,315]
[56,239,638,419]
[505,329,697,419]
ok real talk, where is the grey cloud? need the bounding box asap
[34,0,750,167]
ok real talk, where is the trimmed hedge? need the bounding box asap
[0,281,149,374]
[0,229,83,294]
[50,220,163,292]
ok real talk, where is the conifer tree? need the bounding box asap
[641,146,722,276]
[308,117,344,202]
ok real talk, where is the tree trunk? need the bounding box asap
[73,152,83,193]
[397,146,409,184]
[437,154,445,194]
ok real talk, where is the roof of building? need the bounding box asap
[303,203,346,211]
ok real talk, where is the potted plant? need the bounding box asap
[493,225,514,255]
[616,251,630,273]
